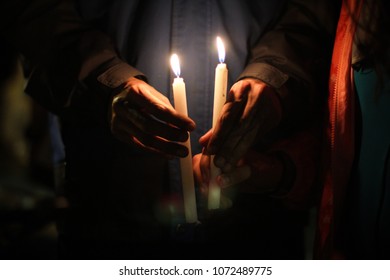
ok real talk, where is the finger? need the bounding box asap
[193,154,202,183]
[212,81,271,171]
[112,98,189,143]
[199,129,212,147]
[112,114,189,157]
[210,104,248,170]
[241,85,282,138]
[216,122,260,173]
[212,109,255,170]
[123,105,189,142]
[207,80,252,154]
[193,153,209,195]
[126,84,196,131]
[199,151,211,185]
[113,128,172,159]
[112,93,191,145]
[217,165,251,188]
[239,81,265,121]
[207,98,246,154]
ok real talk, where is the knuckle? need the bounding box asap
[154,102,170,114]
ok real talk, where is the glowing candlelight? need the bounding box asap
[208,37,228,209]
[170,54,198,223]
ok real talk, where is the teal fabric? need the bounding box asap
[350,67,390,258]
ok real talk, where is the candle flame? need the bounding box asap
[216,36,225,63]
[170,54,181,77]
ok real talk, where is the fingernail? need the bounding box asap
[188,122,196,131]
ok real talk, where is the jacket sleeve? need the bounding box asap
[239,0,340,126]
[0,0,143,118]
[238,0,341,209]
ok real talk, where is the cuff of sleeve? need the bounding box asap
[73,58,146,128]
[95,58,147,90]
[238,62,311,129]
[238,62,289,89]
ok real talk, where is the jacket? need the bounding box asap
[315,0,362,259]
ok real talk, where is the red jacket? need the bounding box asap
[315,0,362,259]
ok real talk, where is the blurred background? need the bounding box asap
[0,40,61,259]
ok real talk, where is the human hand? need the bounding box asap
[193,150,284,195]
[203,78,283,173]
[110,77,196,157]
[192,152,237,209]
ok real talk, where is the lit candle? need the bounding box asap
[208,36,228,209]
[170,54,198,223]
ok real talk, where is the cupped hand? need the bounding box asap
[203,78,282,172]
[110,77,196,157]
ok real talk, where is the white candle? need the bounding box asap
[208,36,228,209]
[170,54,198,223]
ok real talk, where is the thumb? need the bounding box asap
[199,129,212,147]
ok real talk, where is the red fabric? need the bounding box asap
[315,0,362,259]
